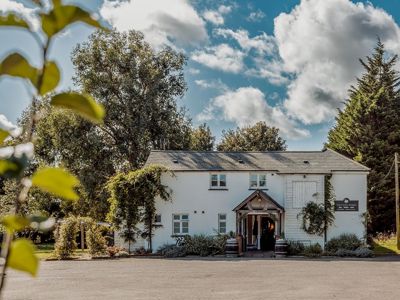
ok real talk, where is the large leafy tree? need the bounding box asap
[217,121,287,151]
[72,29,191,170]
[327,41,400,233]
[190,123,215,151]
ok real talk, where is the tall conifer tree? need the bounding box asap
[327,40,400,233]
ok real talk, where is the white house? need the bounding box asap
[115,149,369,253]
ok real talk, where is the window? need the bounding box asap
[154,214,161,224]
[249,174,267,189]
[218,214,227,234]
[172,214,189,234]
[293,181,317,208]
[210,174,227,188]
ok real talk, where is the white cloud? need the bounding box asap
[0,0,40,30]
[100,0,208,49]
[202,5,232,25]
[0,114,21,137]
[191,44,245,73]
[214,28,275,55]
[195,79,228,91]
[198,87,309,139]
[247,10,265,22]
[187,68,200,75]
[274,0,400,124]
[214,28,287,84]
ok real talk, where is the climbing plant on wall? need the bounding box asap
[298,176,335,236]
[106,165,172,252]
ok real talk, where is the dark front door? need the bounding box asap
[260,217,275,251]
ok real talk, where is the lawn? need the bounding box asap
[372,237,400,255]
[35,243,89,260]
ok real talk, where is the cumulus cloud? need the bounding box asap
[191,44,245,73]
[214,28,275,55]
[198,87,309,139]
[274,0,400,124]
[0,0,40,30]
[247,10,265,22]
[214,28,287,84]
[202,5,232,25]
[0,114,21,137]
[195,79,228,91]
[100,0,208,49]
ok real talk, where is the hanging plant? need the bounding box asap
[298,176,335,236]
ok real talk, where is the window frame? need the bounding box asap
[209,173,228,189]
[249,173,268,189]
[154,214,162,224]
[218,213,227,234]
[172,213,189,235]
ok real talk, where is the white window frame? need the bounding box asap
[249,173,267,189]
[172,214,189,235]
[218,213,227,234]
[210,173,227,189]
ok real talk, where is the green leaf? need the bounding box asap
[8,239,39,277]
[1,215,30,233]
[0,53,38,86]
[40,61,60,95]
[0,159,20,178]
[32,167,80,200]
[0,13,30,30]
[0,129,9,144]
[41,5,103,38]
[50,92,105,124]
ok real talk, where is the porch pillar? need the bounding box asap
[257,215,261,250]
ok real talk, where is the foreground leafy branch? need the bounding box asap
[0,0,105,297]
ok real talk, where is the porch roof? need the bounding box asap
[232,189,284,212]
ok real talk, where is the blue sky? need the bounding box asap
[1,0,400,150]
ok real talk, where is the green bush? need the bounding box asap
[287,241,305,256]
[182,234,227,256]
[335,247,373,258]
[157,244,187,258]
[326,233,362,253]
[54,216,79,259]
[303,243,323,258]
[86,223,107,257]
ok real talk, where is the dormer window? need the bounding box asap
[210,174,227,189]
[249,173,267,189]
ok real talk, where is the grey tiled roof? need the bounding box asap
[145,149,369,173]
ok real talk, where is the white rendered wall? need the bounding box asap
[152,171,283,251]
[327,173,367,241]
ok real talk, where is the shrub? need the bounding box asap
[182,234,227,256]
[86,223,107,257]
[116,250,130,258]
[54,216,79,259]
[107,246,123,258]
[164,246,187,258]
[303,243,323,258]
[326,233,362,253]
[335,247,374,258]
[134,246,151,255]
[287,241,305,256]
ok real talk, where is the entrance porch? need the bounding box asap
[233,190,284,252]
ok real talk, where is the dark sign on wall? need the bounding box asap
[334,198,359,211]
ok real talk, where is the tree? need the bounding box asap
[72,29,191,170]
[217,122,287,151]
[190,123,215,151]
[326,40,400,233]
[107,165,171,252]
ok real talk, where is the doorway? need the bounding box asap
[260,217,275,251]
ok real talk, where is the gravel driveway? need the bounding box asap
[3,257,400,300]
